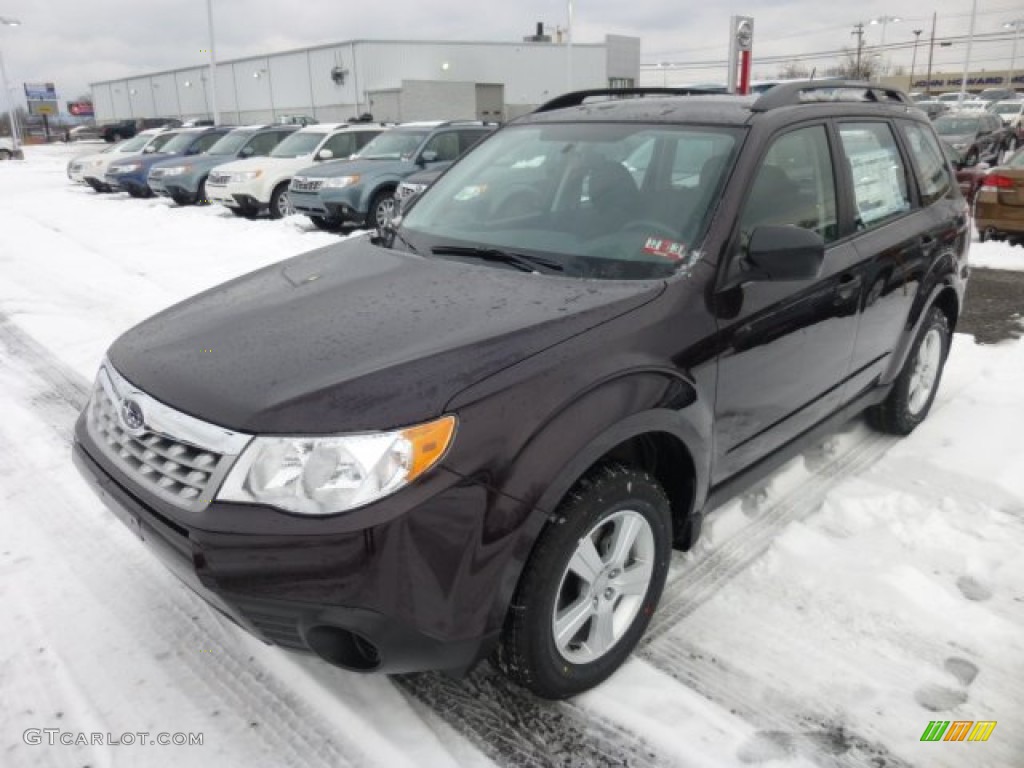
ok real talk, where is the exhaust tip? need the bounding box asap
[306,625,381,671]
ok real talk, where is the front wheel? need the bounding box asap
[496,464,672,699]
[269,182,293,219]
[867,307,950,435]
[369,188,396,233]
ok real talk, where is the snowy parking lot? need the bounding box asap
[1,144,1023,768]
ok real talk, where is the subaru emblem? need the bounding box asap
[120,398,145,432]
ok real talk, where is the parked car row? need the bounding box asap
[67,120,495,233]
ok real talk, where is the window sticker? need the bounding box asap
[848,148,909,225]
[454,184,488,201]
[642,237,687,261]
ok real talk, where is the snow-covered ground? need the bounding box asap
[1,144,1022,768]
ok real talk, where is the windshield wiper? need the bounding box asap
[430,245,564,274]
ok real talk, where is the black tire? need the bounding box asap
[269,182,293,219]
[128,188,151,199]
[0,149,11,161]
[310,214,344,232]
[111,132,122,142]
[368,188,396,233]
[496,464,672,700]
[196,177,209,205]
[867,307,950,435]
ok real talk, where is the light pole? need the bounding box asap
[870,15,902,78]
[1006,20,1024,93]
[0,16,21,152]
[909,29,923,91]
[958,0,978,102]
[566,0,573,91]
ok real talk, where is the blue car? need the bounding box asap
[105,127,232,197]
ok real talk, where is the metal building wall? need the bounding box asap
[90,37,634,123]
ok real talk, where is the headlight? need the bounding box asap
[217,415,456,515]
[231,170,262,182]
[160,165,190,176]
[323,174,361,189]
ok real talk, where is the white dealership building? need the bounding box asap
[90,33,641,125]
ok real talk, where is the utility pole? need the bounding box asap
[925,12,937,96]
[909,29,923,91]
[852,23,865,79]
[205,0,220,125]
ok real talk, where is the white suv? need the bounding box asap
[80,129,177,192]
[205,123,389,218]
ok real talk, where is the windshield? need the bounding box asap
[270,131,325,158]
[400,122,741,281]
[357,130,429,160]
[117,134,151,152]
[158,131,200,153]
[934,117,979,135]
[207,130,254,156]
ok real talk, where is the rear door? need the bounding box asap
[835,120,931,401]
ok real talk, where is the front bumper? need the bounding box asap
[72,414,512,674]
[206,184,265,213]
[290,188,367,224]
[105,171,149,195]
[149,174,199,202]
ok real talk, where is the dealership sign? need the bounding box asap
[24,81,59,117]
[911,74,1024,89]
[67,101,95,117]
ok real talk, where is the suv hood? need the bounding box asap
[299,157,408,179]
[108,238,661,434]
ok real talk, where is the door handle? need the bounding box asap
[835,274,862,301]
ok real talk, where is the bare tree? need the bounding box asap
[828,48,880,81]
[776,61,812,80]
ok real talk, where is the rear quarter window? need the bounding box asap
[899,122,953,206]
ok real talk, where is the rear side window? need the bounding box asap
[838,122,911,230]
[456,129,490,154]
[900,122,952,205]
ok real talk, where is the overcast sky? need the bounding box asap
[2,0,1023,107]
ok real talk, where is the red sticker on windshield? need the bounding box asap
[642,237,687,261]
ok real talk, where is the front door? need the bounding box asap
[712,123,860,483]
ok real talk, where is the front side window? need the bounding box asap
[320,132,356,158]
[421,132,460,162]
[400,122,742,280]
[838,122,911,229]
[158,131,200,154]
[901,122,952,205]
[740,125,838,243]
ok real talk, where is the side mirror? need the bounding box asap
[316,149,334,161]
[143,146,155,154]
[745,226,825,282]
[420,150,439,164]
[240,146,255,158]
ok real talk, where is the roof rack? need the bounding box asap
[534,87,727,113]
[751,80,913,112]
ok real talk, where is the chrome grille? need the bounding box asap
[149,168,166,179]
[207,172,230,186]
[86,363,251,512]
[70,162,83,173]
[290,176,323,193]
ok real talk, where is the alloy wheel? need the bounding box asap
[551,509,655,664]
[908,328,942,415]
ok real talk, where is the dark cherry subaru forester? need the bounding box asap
[73,82,969,699]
